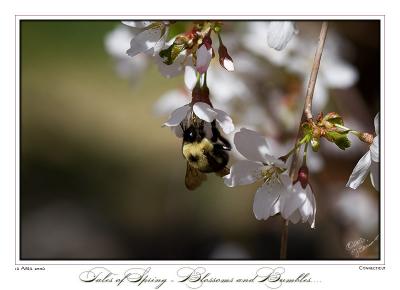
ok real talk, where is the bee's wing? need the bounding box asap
[185,162,207,190]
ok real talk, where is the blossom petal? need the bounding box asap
[153,27,169,55]
[370,136,379,162]
[298,185,315,226]
[127,28,162,57]
[287,210,301,224]
[171,125,183,138]
[299,199,313,223]
[268,174,292,216]
[279,173,292,187]
[155,54,185,78]
[308,187,317,228]
[122,21,152,28]
[163,104,190,127]
[184,66,197,91]
[374,113,379,135]
[193,102,217,122]
[234,128,282,165]
[253,182,281,220]
[196,45,212,74]
[267,21,297,51]
[281,182,307,220]
[370,160,380,191]
[214,109,235,134]
[222,58,235,71]
[224,160,263,187]
[346,151,371,189]
[270,199,281,216]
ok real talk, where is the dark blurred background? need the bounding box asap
[20,20,380,260]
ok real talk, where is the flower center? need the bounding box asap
[261,165,285,184]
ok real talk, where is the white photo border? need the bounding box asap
[14,15,385,267]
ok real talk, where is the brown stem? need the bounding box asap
[280,219,289,259]
[282,22,329,259]
[304,21,328,120]
[288,21,329,179]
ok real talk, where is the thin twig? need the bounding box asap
[280,219,289,259]
[280,21,329,260]
[304,21,329,120]
[288,21,329,179]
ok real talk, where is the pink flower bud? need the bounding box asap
[296,165,309,189]
[218,43,235,72]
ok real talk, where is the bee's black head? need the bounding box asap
[183,124,205,143]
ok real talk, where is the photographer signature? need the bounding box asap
[346,235,379,257]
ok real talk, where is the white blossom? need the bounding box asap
[163,102,234,137]
[124,21,169,57]
[224,128,316,227]
[154,51,188,78]
[221,57,234,72]
[152,37,194,79]
[196,44,213,73]
[283,181,316,228]
[121,21,153,29]
[184,66,198,91]
[267,21,297,51]
[243,22,295,66]
[346,113,379,191]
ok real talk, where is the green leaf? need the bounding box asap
[301,122,312,136]
[335,136,351,150]
[160,37,187,65]
[159,46,173,64]
[328,117,344,126]
[167,22,189,39]
[311,137,320,152]
[323,112,344,126]
[171,43,186,62]
[213,23,222,33]
[325,131,351,150]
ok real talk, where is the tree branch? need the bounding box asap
[289,21,329,179]
[280,219,289,259]
[303,21,329,120]
[281,21,329,260]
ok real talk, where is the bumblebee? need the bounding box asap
[181,119,231,190]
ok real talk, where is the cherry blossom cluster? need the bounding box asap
[105,20,380,231]
[120,21,244,134]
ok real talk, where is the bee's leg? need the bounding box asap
[219,134,231,150]
[210,121,219,142]
[211,121,231,150]
[205,145,229,172]
[215,167,230,177]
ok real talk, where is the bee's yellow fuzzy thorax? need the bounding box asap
[183,138,214,170]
